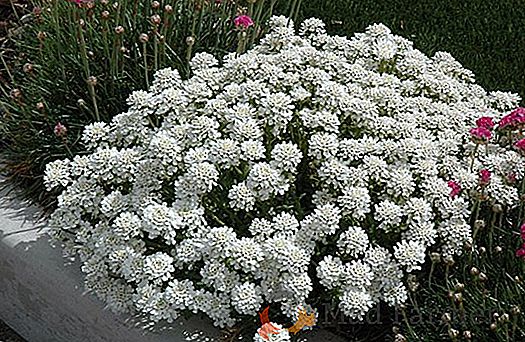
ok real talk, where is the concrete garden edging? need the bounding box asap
[0,188,345,342]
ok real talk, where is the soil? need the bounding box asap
[0,320,26,342]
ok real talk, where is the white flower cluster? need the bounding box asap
[45,16,524,328]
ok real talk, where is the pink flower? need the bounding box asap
[514,138,525,152]
[498,107,525,130]
[479,169,491,185]
[234,15,254,29]
[516,244,525,259]
[475,116,495,130]
[521,223,525,241]
[54,122,67,137]
[469,127,492,142]
[447,180,461,198]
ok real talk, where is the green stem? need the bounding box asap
[0,52,14,84]
[142,43,150,89]
[87,83,100,122]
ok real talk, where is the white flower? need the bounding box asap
[393,240,426,272]
[270,142,303,173]
[317,255,344,289]
[337,226,369,258]
[231,282,263,315]
[228,182,256,211]
[144,253,175,282]
[339,289,374,320]
[44,159,71,190]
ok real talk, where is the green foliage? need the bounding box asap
[399,208,525,341]
[0,0,281,209]
[300,0,525,101]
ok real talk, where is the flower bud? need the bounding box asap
[474,219,485,230]
[151,1,160,9]
[479,246,486,254]
[54,122,67,137]
[442,312,451,323]
[37,31,47,41]
[448,328,459,339]
[23,63,33,73]
[79,19,85,27]
[394,334,407,342]
[139,33,149,43]
[479,272,488,282]
[511,306,521,316]
[453,293,463,303]
[36,102,45,111]
[101,10,110,19]
[10,88,22,99]
[430,252,441,263]
[115,26,125,34]
[494,246,502,253]
[151,14,161,25]
[492,203,503,213]
[120,46,127,53]
[490,323,497,331]
[113,2,119,10]
[87,76,97,86]
[101,0,109,5]
[470,267,480,276]
[186,36,195,46]
[444,255,455,266]
[455,283,465,292]
[164,4,173,13]
[463,331,472,340]
[77,99,86,106]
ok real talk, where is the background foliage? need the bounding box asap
[0,0,286,209]
[300,0,525,101]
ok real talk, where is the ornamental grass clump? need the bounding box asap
[44,16,525,334]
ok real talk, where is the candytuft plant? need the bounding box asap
[43,17,525,339]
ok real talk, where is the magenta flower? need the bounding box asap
[447,180,461,198]
[479,169,491,185]
[514,138,525,152]
[475,116,495,130]
[54,122,67,137]
[521,223,525,241]
[506,172,517,184]
[516,244,525,259]
[234,15,254,29]
[469,127,492,143]
[498,107,525,130]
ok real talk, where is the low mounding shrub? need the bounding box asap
[44,16,525,338]
[0,0,281,208]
